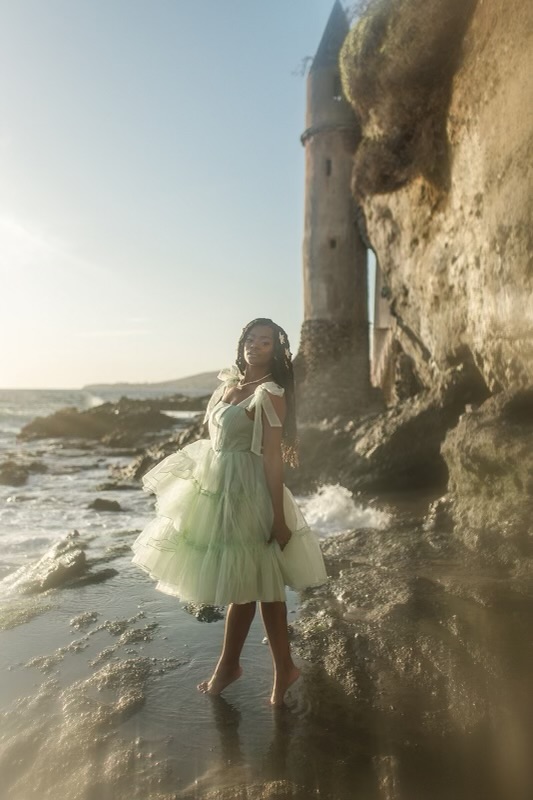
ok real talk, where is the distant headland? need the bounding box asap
[81,370,220,394]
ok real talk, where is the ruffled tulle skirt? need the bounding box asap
[130,439,328,604]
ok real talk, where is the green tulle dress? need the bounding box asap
[130,365,328,604]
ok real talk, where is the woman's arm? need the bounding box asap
[261,393,292,549]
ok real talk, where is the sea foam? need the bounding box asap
[296,483,390,537]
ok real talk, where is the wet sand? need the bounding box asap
[1,540,303,799]
[2,490,533,800]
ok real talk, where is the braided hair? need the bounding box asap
[236,317,299,468]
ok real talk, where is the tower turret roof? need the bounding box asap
[310,0,350,73]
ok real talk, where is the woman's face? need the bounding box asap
[243,324,275,372]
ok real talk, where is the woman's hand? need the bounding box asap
[268,519,293,551]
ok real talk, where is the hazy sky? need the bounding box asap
[1,0,369,389]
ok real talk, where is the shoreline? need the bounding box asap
[2,388,533,798]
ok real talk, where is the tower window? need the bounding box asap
[326,158,332,176]
[333,74,343,101]
[329,238,337,249]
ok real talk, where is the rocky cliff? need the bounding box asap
[315,0,533,557]
[341,0,532,394]
[286,9,533,794]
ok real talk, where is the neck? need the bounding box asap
[243,366,271,382]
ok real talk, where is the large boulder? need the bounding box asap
[109,415,208,482]
[441,387,533,569]
[88,498,123,512]
[352,390,453,491]
[0,458,48,486]
[0,531,118,594]
[17,395,204,449]
[289,366,487,495]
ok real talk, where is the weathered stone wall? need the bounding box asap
[294,318,374,421]
[302,130,365,321]
[297,3,377,422]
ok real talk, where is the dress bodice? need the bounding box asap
[208,402,254,452]
[204,365,284,456]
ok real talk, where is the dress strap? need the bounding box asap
[248,381,285,456]
[203,365,243,423]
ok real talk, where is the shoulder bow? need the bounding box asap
[249,381,285,456]
[254,380,284,398]
[216,364,243,384]
[204,365,243,422]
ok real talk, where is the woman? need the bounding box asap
[131,317,328,706]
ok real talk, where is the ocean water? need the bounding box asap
[0,388,392,800]
[0,387,388,575]
[0,388,203,580]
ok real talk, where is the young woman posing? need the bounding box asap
[131,317,327,707]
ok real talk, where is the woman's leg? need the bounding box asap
[260,601,300,706]
[197,601,256,694]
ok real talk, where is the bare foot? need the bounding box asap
[270,665,301,707]
[197,665,243,695]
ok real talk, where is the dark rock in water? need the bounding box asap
[285,420,368,496]
[16,395,201,448]
[68,568,119,587]
[110,453,157,484]
[27,460,48,473]
[0,459,29,486]
[88,498,122,512]
[51,462,101,475]
[183,603,225,623]
[100,427,167,448]
[106,542,133,557]
[351,390,461,492]
[0,530,119,595]
[110,415,208,483]
[105,392,460,499]
[287,383,473,496]
[0,458,48,486]
[441,387,533,568]
[94,481,139,491]
[2,531,87,594]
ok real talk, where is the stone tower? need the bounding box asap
[295,0,372,422]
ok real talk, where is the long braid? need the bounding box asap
[236,318,299,468]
